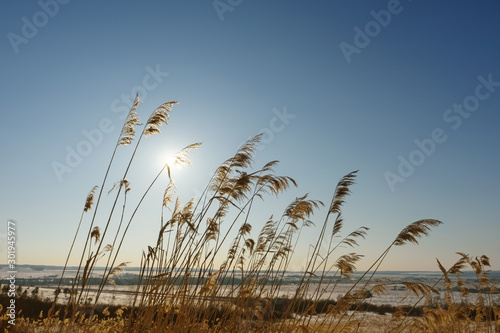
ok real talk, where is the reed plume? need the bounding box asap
[118,93,141,146]
[144,101,178,136]
[42,96,488,333]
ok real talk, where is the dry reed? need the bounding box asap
[6,94,496,333]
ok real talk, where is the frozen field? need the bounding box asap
[2,265,499,307]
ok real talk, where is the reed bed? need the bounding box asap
[1,95,498,332]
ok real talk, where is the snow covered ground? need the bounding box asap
[2,265,499,307]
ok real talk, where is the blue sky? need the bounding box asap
[1,1,499,272]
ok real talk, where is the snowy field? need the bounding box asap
[2,265,499,308]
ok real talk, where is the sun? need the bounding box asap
[158,149,184,172]
[157,143,201,174]
[158,149,176,167]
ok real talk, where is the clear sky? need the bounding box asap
[1,1,499,272]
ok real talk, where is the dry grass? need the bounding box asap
[2,95,498,332]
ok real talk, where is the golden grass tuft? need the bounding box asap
[12,94,496,332]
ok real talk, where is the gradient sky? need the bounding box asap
[1,1,499,272]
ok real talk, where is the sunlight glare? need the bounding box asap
[159,149,183,171]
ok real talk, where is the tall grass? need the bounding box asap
[3,95,497,332]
